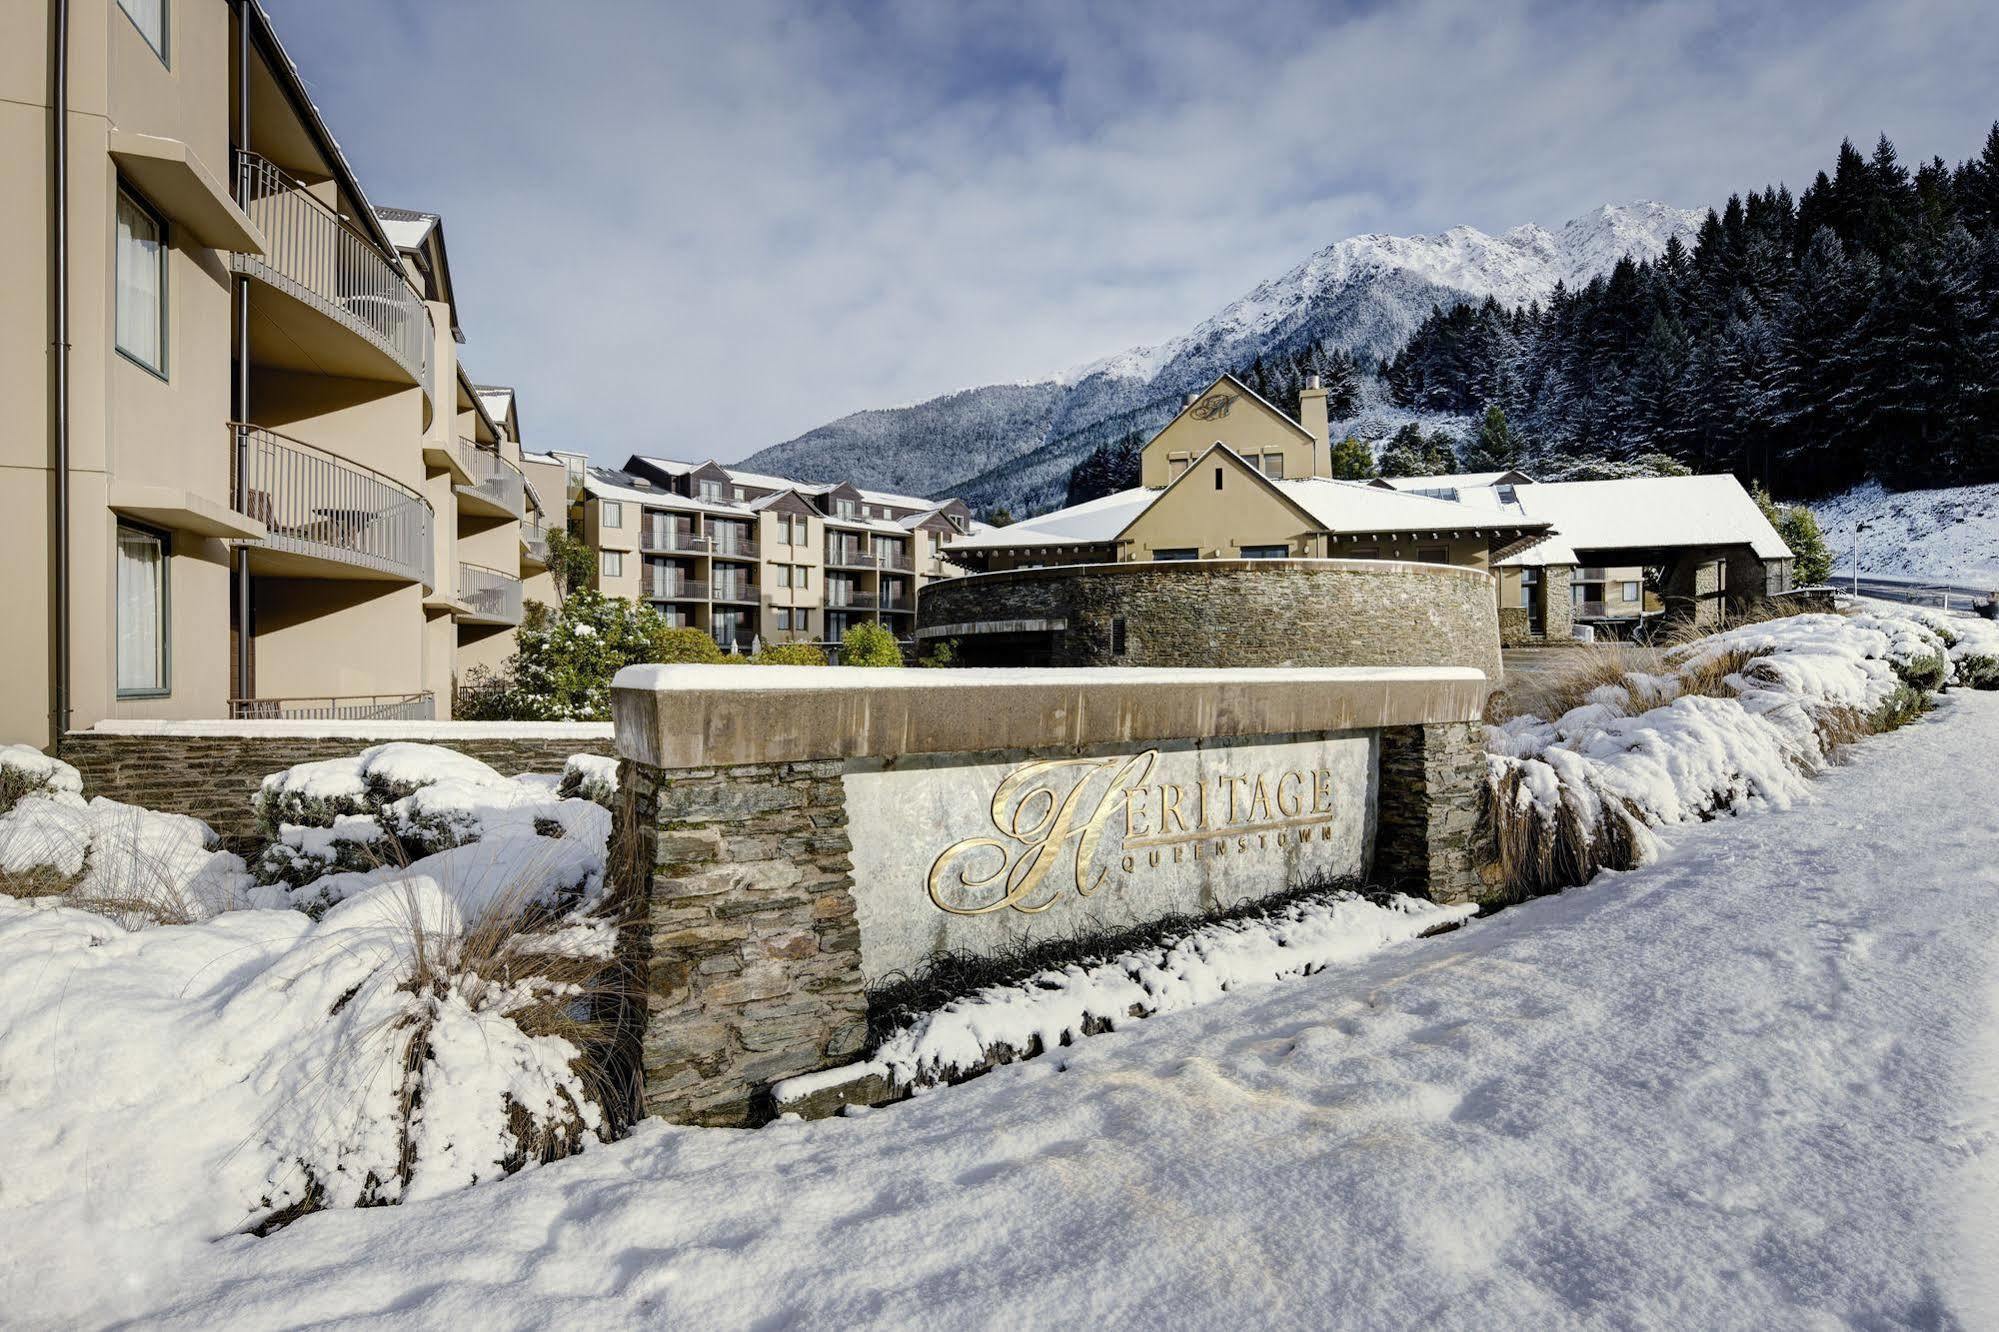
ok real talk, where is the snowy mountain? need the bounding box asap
[740,202,1702,513]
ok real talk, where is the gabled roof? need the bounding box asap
[377,205,464,343]
[1510,476,1791,560]
[1114,443,1325,544]
[1156,372,1315,445]
[475,385,517,437]
[1375,469,1534,493]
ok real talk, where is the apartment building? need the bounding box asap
[573,455,976,649]
[4,0,547,746]
[940,372,1793,648]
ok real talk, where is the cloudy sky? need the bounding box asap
[266,0,1997,464]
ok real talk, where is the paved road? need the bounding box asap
[1837,574,1999,612]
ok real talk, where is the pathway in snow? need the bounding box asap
[126,695,1999,1328]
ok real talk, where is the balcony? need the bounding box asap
[459,564,523,626]
[231,153,433,413]
[645,577,708,600]
[711,583,760,605]
[455,440,526,520]
[708,537,761,561]
[521,516,551,569]
[229,692,435,721]
[826,588,879,609]
[642,527,712,555]
[826,546,913,571]
[1574,566,1612,582]
[230,424,433,586]
[1572,600,1645,621]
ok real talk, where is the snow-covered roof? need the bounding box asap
[1377,470,1531,493]
[1511,476,1791,560]
[624,455,959,520]
[1276,476,1541,536]
[378,212,437,250]
[946,488,1160,550]
[582,469,740,517]
[476,386,515,426]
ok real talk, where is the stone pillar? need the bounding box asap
[618,758,868,1127]
[1376,721,1489,905]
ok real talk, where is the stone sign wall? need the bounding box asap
[610,664,1492,1127]
[844,733,1373,983]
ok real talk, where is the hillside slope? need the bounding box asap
[1810,480,1999,585]
[741,203,1701,511]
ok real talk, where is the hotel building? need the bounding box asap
[6,0,550,746]
[573,456,977,649]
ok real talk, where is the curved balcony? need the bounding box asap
[455,440,526,520]
[459,563,523,627]
[230,424,434,587]
[231,152,434,414]
[230,692,435,721]
[521,515,551,570]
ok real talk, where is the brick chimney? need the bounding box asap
[1298,373,1330,476]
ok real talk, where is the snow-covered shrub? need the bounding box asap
[254,744,611,916]
[0,747,255,924]
[1483,612,1952,900]
[1855,601,1999,691]
[556,753,620,807]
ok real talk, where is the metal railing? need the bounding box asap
[459,563,523,625]
[1574,567,1612,582]
[232,152,432,398]
[711,581,760,604]
[826,588,879,609]
[231,423,434,586]
[642,527,712,554]
[1572,600,1645,620]
[457,439,525,518]
[521,515,550,566]
[229,692,435,721]
[708,535,760,560]
[645,576,708,600]
[826,546,913,571]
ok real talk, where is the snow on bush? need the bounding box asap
[254,743,611,913]
[557,753,621,807]
[1485,611,1951,898]
[0,746,254,923]
[0,870,616,1262]
[1854,599,1999,689]
[778,892,1474,1105]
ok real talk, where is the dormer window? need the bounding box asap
[1261,453,1284,479]
[698,479,726,502]
[836,498,857,519]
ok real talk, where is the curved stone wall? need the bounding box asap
[919,559,1502,684]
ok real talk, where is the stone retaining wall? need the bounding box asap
[916,559,1503,685]
[60,724,614,850]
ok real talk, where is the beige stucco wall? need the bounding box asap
[1139,386,1317,489]
[588,495,641,600]
[1119,450,1321,561]
[253,580,426,701]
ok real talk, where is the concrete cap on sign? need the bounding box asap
[610,665,1489,769]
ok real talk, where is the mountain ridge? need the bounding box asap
[739,201,1702,513]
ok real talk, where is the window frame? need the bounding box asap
[117,0,169,64]
[601,550,624,578]
[1241,545,1288,560]
[114,183,170,380]
[1261,453,1285,479]
[599,500,623,530]
[115,520,172,699]
[1153,548,1200,562]
[1416,546,1449,564]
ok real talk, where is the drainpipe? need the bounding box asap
[49,0,71,750]
[233,0,252,707]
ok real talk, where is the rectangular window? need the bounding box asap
[601,550,623,578]
[116,523,169,696]
[1168,458,1189,480]
[1241,545,1288,560]
[1346,547,1380,560]
[1261,454,1285,479]
[1110,616,1127,656]
[600,500,623,529]
[1518,567,1539,609]
[797,566,809,590]
[1153,548,1200,562]
[118,0,168,62]
[115,187,167,376]
[1623,581,1641,603]
[1417,547,1448,564]
[1213,467,1224,490]
[775,565,791,589]
[1572,583,1586,606]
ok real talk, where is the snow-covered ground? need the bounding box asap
[1809,479,1999,587]
[22,691,1995,1328]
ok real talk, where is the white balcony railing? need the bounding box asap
[231,423,433,587]
[231,152,432,399]
[459,563,523,626]
[521,515,551,567]
[230,692,435,721]
[456,439,525,518]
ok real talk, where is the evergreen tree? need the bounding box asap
[1461,405,1523,471]
[1327,436,1376,480]
[1064,431,1144,506]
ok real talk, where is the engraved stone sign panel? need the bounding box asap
[842,731,1376,984]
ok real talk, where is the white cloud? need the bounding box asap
[266,0,1999,462]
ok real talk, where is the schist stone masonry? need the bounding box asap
[609,665,1491,1126]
